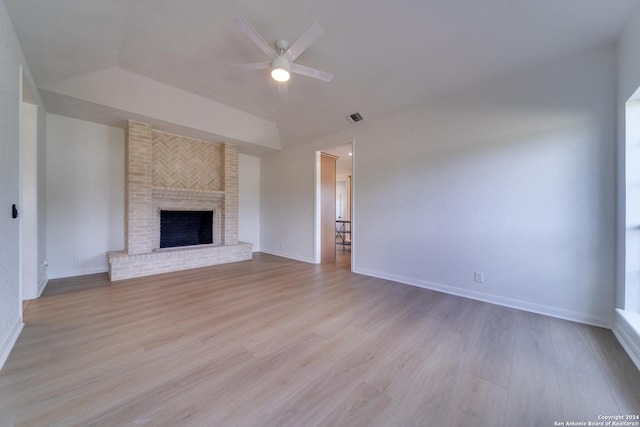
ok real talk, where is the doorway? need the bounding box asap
[315,141,353,267]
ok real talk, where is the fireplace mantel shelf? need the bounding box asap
[152,186,225,196]
[152,187,226,204]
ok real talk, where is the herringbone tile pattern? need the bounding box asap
[152,132,223,191]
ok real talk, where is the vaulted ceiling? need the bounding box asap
[5,0,638,153]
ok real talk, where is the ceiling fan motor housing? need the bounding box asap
[275,39,289,53]
[272,55,290,72]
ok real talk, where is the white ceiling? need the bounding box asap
[5,0,638,152]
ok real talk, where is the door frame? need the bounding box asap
[313,138,355,266]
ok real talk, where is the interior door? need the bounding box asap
[320,152,337,263]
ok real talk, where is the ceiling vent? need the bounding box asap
[346,112,364,124]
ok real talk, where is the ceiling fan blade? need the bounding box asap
[231,62,270,71]
[290,63,334,82]
[285,22,325,62]
[234,15,277,60]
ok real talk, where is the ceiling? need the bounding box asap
[5,0,638,153]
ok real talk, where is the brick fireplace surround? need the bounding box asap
[107,121,252,281]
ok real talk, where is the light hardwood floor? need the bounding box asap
[1,252,638,426]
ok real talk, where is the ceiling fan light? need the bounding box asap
[271,67,290,82]
[271,56,291,82]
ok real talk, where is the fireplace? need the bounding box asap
[160,210,213,248]
[107,121,252,281]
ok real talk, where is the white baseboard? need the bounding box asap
[47,267,109,280]
[0,319,24,371]
[37,278,47,297]
[352,267,612,328]
[613,309,640,371]
[259,249,315,264]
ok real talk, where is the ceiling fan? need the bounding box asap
[233,15,334,86]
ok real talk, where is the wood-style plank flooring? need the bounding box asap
[1,252,639,426]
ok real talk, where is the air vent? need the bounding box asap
[346,112,364,124]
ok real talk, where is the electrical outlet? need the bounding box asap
[474,271,484,283]
[280,242,284,249]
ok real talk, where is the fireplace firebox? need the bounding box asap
[160,210,213,248]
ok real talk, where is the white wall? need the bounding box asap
[239,154,261,251]
[21,102,39,299]
[0,0,22,367]
[35,82,48,297]
[262,143,318,262]
[0,0,46,369]
[336,180,347,220]
[46,114,125,278]
[261,46,617,326]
